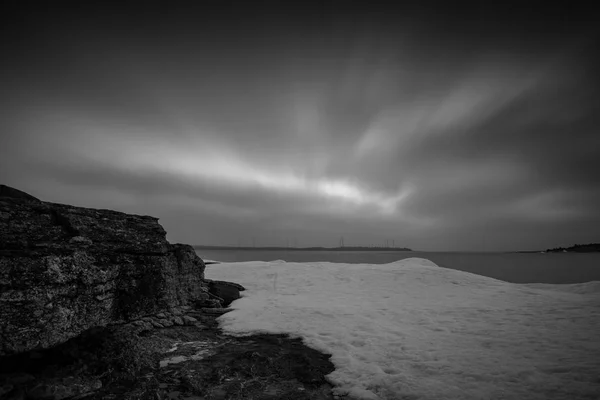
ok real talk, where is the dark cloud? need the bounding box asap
[1,3,599,250]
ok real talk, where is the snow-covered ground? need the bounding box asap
[205,258,600,400]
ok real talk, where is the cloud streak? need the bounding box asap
[1,4,599,250]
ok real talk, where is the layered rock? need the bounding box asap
[0,185,210,356]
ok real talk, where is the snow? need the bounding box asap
[206,258,600,400]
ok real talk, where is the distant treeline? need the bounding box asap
[193,245,413,252]
[544,243,600,253]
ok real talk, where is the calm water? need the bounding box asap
[196,249,600,284]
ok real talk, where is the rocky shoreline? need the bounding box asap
[1,305,336,400]
[0,185,336,400]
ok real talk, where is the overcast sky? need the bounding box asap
[1,3,599,251]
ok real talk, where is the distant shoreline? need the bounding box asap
[193,245,413,252]
[194,245,600,253]
[515,243,600,253]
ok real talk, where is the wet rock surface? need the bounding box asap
[94,314,336,400]
[0,310,336,400]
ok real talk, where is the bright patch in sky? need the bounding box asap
[207,258,600,400]
[317,180,364,201]
[129,143,408,214]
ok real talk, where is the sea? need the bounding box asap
[196,249,600,284]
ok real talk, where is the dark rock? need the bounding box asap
[194,292,210,303]
[0,373,35,385]
[0,185,209,356]
[149,329,336,400]
[87,325,336,400]
[2,387,25,400]
[200,308,233,315]
[0,185,40,202]
[141,322,153,331]
[170,308,183,316]
[158,318,173,327]
[68,236,92,246]
[27,376,102,400]
[205,279,245,292]
[206,280,245,307]
[182,316,197,325]
[204,298,224,308]
[0,382,14,397]
[151,321,165,329]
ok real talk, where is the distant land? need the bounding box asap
[544,243,600,253]
[516,243,600,253]
[193,245,413,252]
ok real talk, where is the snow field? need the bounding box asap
[206,258,600,400]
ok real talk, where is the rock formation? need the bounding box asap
[0,185,339,400]
[205,279,244,307]
[0,184,217,356]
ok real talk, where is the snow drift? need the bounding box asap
[206,258,600,400]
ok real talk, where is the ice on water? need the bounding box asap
[206,258,600,400]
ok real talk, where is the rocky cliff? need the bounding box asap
[0,185,211,356]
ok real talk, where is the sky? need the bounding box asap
[1,3,599,251]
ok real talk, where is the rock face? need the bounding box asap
[0,185,210,356]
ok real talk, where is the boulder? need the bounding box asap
[206,279,245,307]
[0,185,209,356]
